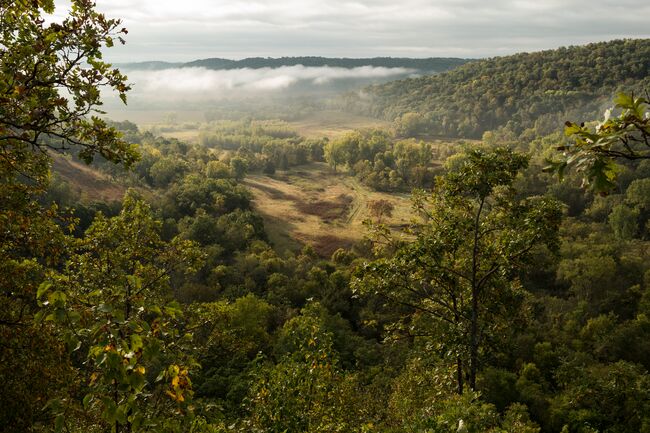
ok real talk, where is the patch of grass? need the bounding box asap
[52,155,126,202]
[310,234,354,257]
[288,110,391,138]
[244,163,413,257]
[294,194,353,222]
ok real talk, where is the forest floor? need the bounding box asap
[244,162,413,256]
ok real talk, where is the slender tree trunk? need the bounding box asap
[469,288,478,390]
[457,356,464,395]
[469,197,485,391]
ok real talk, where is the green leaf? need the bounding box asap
[131,334,143,351]
[155,369,166,382]
[564,122,582,136]
[36,281,52,299]
[83,393,93,410]
[98,303,113,313]
[164,300,183,318]
[128,370,145,391]
[116,405,128,424]
[54,414,64,433]
[102,397,118,423]
[126,275,142,290]
[614,92,634,108]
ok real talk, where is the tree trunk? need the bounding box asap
[469,288,478,390]
[469,197,485,391]
[457,356,464,395]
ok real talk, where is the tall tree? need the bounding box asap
[1,0,135,329]
[355,148,562,393]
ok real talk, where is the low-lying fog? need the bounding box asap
[102,65,418,122]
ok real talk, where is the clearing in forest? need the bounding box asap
[287,110,391,138]
[244,162,413,257]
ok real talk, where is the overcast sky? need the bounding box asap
[54,0,650,62]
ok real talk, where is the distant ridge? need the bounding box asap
[117,56,470,72]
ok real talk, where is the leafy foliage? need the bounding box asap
[355,148,562,393]
[37,193,203,432]
[549,93,650,193]
[0,0,137,167]
[4,5,650,432]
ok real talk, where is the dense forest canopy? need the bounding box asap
[342,39,650,139]
[3,2,650,433]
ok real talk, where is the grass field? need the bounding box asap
[52,155,126,202]
[244,162,413,257]
[288,110,391,138]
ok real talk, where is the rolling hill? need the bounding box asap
[341,39,650,138]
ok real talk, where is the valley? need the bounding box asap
[4,7,650,430]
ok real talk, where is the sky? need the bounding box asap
[53,0,650,62]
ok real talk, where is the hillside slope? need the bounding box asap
[51,155,126,202]
[342,39,650,138]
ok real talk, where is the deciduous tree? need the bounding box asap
[355,148,562,393]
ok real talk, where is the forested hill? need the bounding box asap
[341,39,650,138]
[118,56,469,72]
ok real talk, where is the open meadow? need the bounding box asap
[243,162,413,256]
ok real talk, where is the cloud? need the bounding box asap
[122,65,415,101]
[50,0,650,61]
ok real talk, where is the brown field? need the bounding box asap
[157,128,201,144]
[244,163,413,257]
[52,155,126,202]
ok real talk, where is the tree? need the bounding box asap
[355,148,562,393]
[38,193,203,432]
[245,303,358,433]
[549,93,650,193]
[1,0,136,321]
[229,156,248,180]
[0,0,136,169]
[394,112,426,137]
[367,199,394,223]
[609,204,639,240]
[1,1,136,428]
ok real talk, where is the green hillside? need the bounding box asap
[342,39,650,138]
